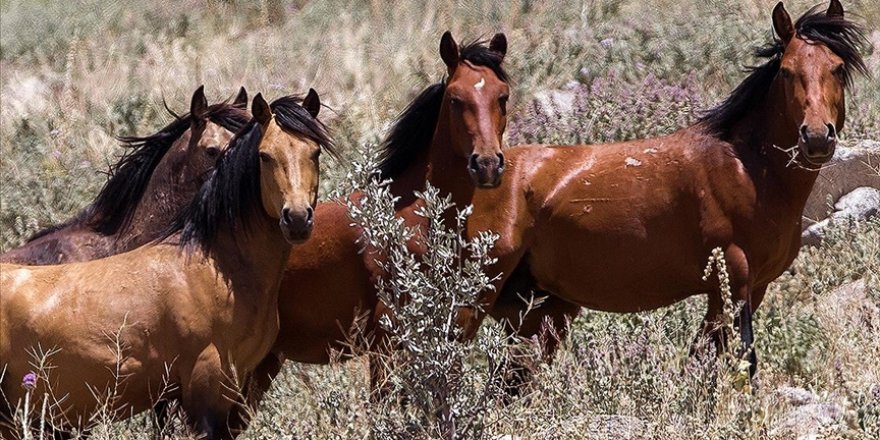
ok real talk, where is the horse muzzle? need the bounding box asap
[798,123,837,165]
[468,152,505,188]
[280,206,314,244]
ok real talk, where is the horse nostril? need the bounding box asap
[305,206,314,225]
[497,153,505,170]
[826,123,836,140]
[281,207,292,224]
[799,125,809,142]
[468,154,480,172]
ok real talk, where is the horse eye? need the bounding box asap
[779,67,794,79]
[449,97,461,107]
[259,152,271,162]
[206,146,220,157]
[832,64,846,79]
[499,95,509,114]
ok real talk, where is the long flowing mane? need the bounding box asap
[89,103,251,235]
[168,96,336,255]
[699,6,867,139]
[377,39,509,178]
[23,102,251,243]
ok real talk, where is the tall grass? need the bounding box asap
[2,1,879,438]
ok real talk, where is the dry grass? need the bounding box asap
[1,0,879,439]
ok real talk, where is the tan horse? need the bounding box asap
[0,91,334,439]
[473,0,867,379]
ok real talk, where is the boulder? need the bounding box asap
[802,140,880,229]
[775,386,818,407]
[801,186,880,246]
[770,402,845,440]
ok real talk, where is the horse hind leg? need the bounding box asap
[490,259,580,399]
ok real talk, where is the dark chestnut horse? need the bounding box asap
[246,32,510,403]
[0,86,249,265]
[1,92,334,440]
[472,0,867,378]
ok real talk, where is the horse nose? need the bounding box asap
[798,123,837,161]
[468,152,505,188]
[305,206,314,226]
[280,205,314,242]
[468,154,480,173]
[825,123,836,141]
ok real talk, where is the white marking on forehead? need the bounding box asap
[474,77,485,90]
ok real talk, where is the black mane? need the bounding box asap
[90,103,250,235]
[24,102,251,243]
[168,95,336,255]
[699,5,867,138]
[378,39,508,178]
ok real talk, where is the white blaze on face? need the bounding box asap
[474,77,485,91]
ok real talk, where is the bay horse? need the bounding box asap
[0,86,250,265]
[246,32,510,403]
[473,0,868,379]
[0,91,334,440]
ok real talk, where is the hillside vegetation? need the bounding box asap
[1,0,878,438]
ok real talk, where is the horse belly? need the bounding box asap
[527,209,710,313]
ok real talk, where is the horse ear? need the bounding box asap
[190,85,208,119]
[489,33,507,61]
[772,2,795,44]
[302,88,321,118]
[252,93,272,126]
[439,31,460,72]
[827,0,844,17]
[233,87,248,108]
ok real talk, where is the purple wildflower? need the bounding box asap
[22,371,37,390]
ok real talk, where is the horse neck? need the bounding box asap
[205,212,292,297]
[725,87,820,211]
[424,108,475,208]
[117,131,199,249]
[388,152,429,205]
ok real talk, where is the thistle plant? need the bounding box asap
[346,151,510,439]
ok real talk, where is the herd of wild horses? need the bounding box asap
[0,1,869,438]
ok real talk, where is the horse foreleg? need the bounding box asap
[226,352,284,433]
[690,292,730,358]
[736,284,769,380]
[736,301,758,378]
[182,346,237,440]
[726,246,759,380]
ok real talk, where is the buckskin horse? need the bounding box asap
[245,32,511,405]
[0,86,249,265]
[1,91,335,440]
[471,0,867,380]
